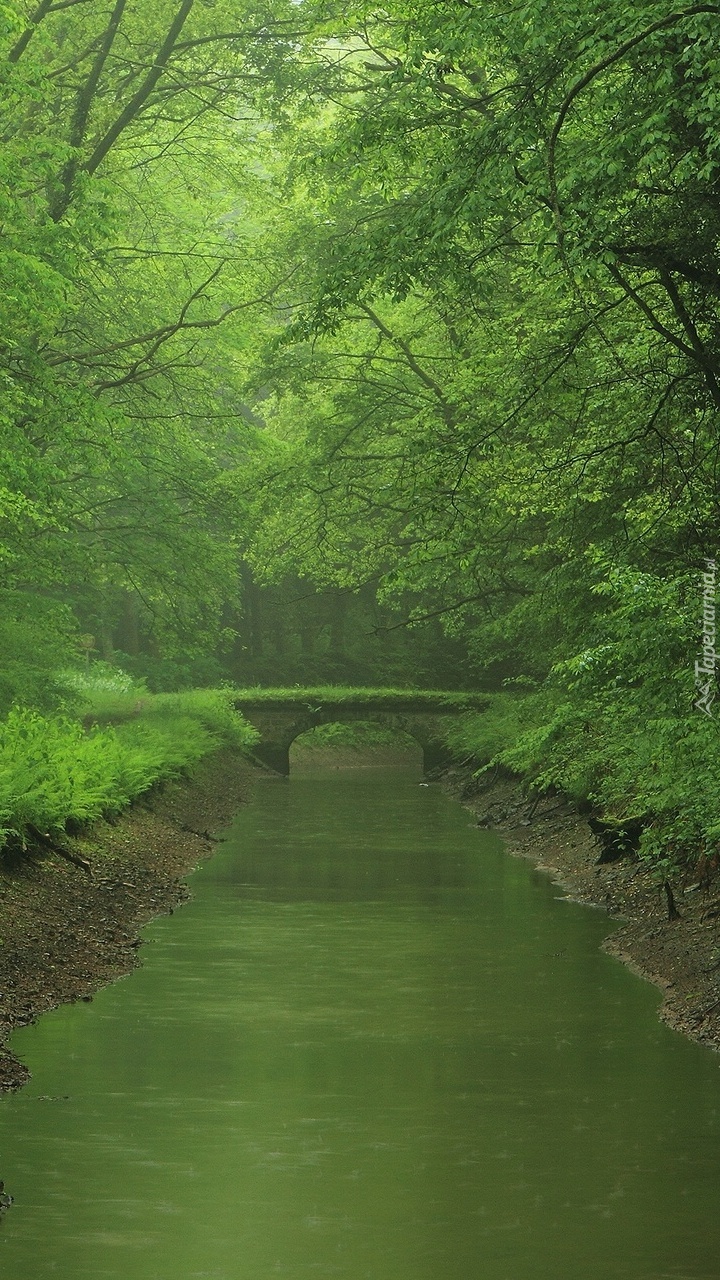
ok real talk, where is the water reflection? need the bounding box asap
[1,768,720,1279]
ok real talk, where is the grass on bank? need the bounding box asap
[0,678,258,852]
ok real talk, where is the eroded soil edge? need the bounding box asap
[0,749,259,1093]
[444,769,720,1054]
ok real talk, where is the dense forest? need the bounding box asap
[2,0,719,884]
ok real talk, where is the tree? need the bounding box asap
[238,0,720,687]
[0,0,307,673]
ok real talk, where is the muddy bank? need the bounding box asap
[0,749,259,1093]
[443,768,720,1054]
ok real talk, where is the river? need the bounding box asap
[1,762,720,1279]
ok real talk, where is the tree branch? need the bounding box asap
[48,268,295,384]
[610,244,720,297]
[83,0,196,178]
[7,0,55,62]
[26,825,93,873]
[174,23,313,51]
[658,267,720,405]
[374,594,489,633]
[50,0,128,221]
[548,5,720,221]
[358,303,456,425]
[607,263,720,407]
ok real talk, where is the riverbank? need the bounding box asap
[0,748,258,1093]
[2,750,719,1097]
[443,767,720,1053]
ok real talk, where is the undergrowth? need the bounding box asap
[0,683,258,851]
[443,692,546,769]
[443,567,720,882]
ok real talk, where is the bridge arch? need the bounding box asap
[289,719,422,769]
[245,708,449,775]
[234,690,489,776]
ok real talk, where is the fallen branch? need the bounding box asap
[26,826,93,874]
[179,823,220,842]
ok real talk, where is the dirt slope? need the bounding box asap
[0,749,258,1092]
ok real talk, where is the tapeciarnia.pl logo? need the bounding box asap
[694,558,717,716]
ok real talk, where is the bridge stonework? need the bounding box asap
[234,697,473,775]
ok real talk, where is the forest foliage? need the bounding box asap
[1,0,720,873]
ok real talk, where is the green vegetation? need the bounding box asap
[71,667,258,746]
[233,687,487,710]
[444,694,548,771]
[445,685,720,876]
[1,1,719,884]
[0,678,257,852]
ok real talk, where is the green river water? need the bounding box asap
[1,763,720,1279]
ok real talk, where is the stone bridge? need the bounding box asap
[234,690,489,775]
